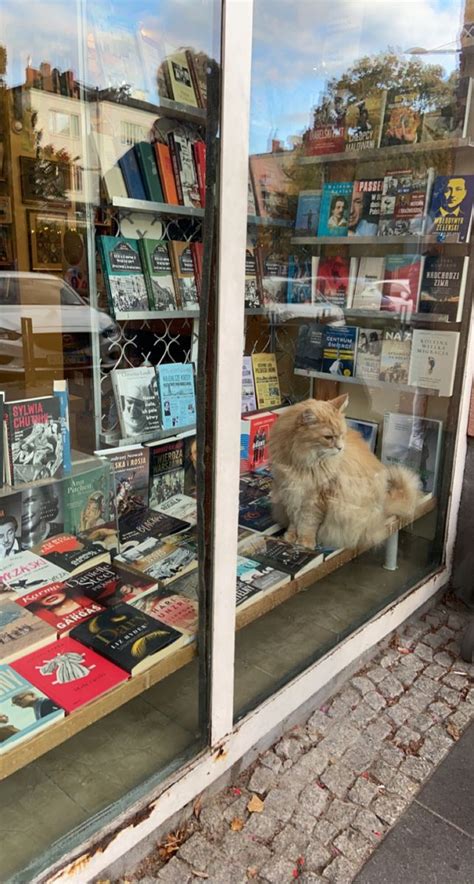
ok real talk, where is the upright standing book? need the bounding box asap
[4,396,64,487]
[348,179,383,235]
[321,326,358,377]
[317,182,353,237]
[157,363,196,431]
[287,255,312,305]
[94,444,150,516]
[91,130,128,201]
[382,413,443,496]
[304,94,347,156]
[134,141,164,203]
[53,380,72,475]
[244,246,260,309]
[62,463,110,536]
[251,353,282,409]
[294,190,321,235]
[97,236,149,316]
[382,254,423,313]
[351,257,385,310]
[0,664,64,753]
[427,174,474,242]
[149,439,185,510]
[355,329,383,383]
[258,251,288,305]
[118,147,147,200]
[294,322,325,372]
[168,128,201,208]
[346,418,378,453]
[408,329,460,396]
[111,366,162,442]
[381,91,422,146]
[138,239,178,311]
[378,169,433,237]
[419,255,468,322]
[312,255,356,309]
[169,241,199,310]
[378,329,412,385]
[240,412,277,472]
[164,50,199,107]
[154,142,179,204]
[242,356,257,414]
[345,94,386,152]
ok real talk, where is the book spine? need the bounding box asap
[96,237,116,319]
[154,143,179,205]
[3,409,13,486]
[192,142,206,207]
[0,393,3,488]
[168,244,184,310]
[421,167,435,235]
[137,240,155,309]
[167,134,184,205]
[191,243,202,295]
[53,382,72,474]
[185,50,204,108]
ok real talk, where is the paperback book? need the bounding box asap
[0,664,64,753]
[355,328,383,383]
[379,329,412,385]
[421,81,471,142]
[164,49,198,107]
[0,492,22,560]
[427,174,474,242]
[240,412,277,473]
[382,254,423,313]
[4,396,64,487]
[250,154,291,219]
[138,239,178,311]
[235,579,263,611]
[294,190,321,235]
[317,182,353,237]
[238,497,280,535]
[346,418,378,453]
[118,505,189,549]
[321,326,358,377]
[0,551,70,596]
[95,444,149,517]
[168,127,201,208]
[153,494,197,527]
[242,355,257,414]
[351,257,385,310]
[258,251,288,305]
[154,142,179,204]
[168,241,199,310]
[408,329,460,396]
[304,94,347,156]
[62,463,110,536]
[251,353,282,409]
[378,169,433,237]
[66,562,157,608]
[112,366,162,442]
[313,255,357,309]
[381,91,422,146]
[15,582,104,637]
[157,362,196,431]
[0,598,56,664]
[239,473,273,507]
[419,255,468,322]
[53,380,72,475]
[381,412,443,495]
[116,536,197,586]
[32,533,110,576]
[348,178,383,235]
[287,255,312,305]
[244,246,260,309]
[345,94,386,152]
[91,130,128,201]
[149,439,185,510]
[294,322,325,372]
[239,536,324,578]
[132,589,198,639]
[97,236,149,316]
[236,555,290,593]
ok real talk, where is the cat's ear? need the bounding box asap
[331,394,349,413]
[298,408,318,426]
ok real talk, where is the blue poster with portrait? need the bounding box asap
[317,182,353,237]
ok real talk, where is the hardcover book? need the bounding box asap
[118,147,147,200]
[62,463,110,536]
[4,396,64,487]
[241,412,277,473]
[345,94,386,152]
[0,599,56,664]
[258,251,288,305]
[164,50,198,107]
[95,444,149,517]
[0,551,70,597]
[157,363,196,431]
[15,582,104,637]
[191,242,204,296]
[238,497,280,535]
[97,236,149,316]
[313,255,357,309]
[154,142,179,204]
[294,190,321,235]
[0,664,64,753]
[427,174,474,242]
[250,154,291,219]
[408,329,460,396]
[153,494,197,527]
[238,536,324,578]
[134,141,164,203]
[186,49,207,107]
[419,255,468,322]
[168,128,201,208]
[66,562,157,608]
[379,329,412,385]
[244,246,260,309]
[168,241,199,310]
[111,366,162,442]
[236,555,290,592]
[294,322,325,372]
[351,257,385,310]
[381,91,422,146]
[118,506,189,549]
[251,353,282,409]
[12,637,129,712]
[346,418,378,453]
[32,533,110,576]
[378,169,433,237]
[382,254,423,314]
[132,589,198,638]
[116,536,197,586]
[242,356,257,414]
[321,326,358,377]
[287,255,312,305]
[164,568,199,601]
[91,130,128,201]
[355,328,383,383]
[348,179,383,235]
[304,94,347,156]
[317,182,353,237]
[184,436,197,496]
[382,412,443,495]
[138,239,178,311]
[149,439,185,510]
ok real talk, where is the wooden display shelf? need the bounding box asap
[0,496,436,780]
[114,309,199,321]
[297,136,474,166]
[291,234,470,249]
[112,196,205,219]
[294,367,439,396]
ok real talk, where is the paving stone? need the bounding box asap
[341,737,379,774]
[327,690,359,720]
[419,725,453,763]
[411,711,438,733]
[445,640,461,656]
[271,823,309,860]
[248,765,277,795]
[392,665,419,689]
[379,649,400,669]
[177,833,215,871]
[377,674,405,701]
[423,663,446,681]
[365,718,393,744]
[260,750,283,774]
[351,676,373,696]
[413,643,433,662]
[223,795,249,823]
[379,743,405,768]
[288,747,331,784]
[322,854,359,882]
[415,675,439,699]
[442,671,469,691]
[325,799,358,831]
[423,631,447,650]
[399,755,432,782]
[220,832,271,869]
[205,858,248,884]
[394,724,422,748]
[447,612,465,630]
[275,734,308,763]
[300,874,325,883]
[403,688,430,714]
[304,839,332,872]
[388,771,419,800]
[437,685,460,707]
[425,611,446,629]
[433,651,454,668]
[369,758,397,785]
[366,665,386,685]
[199,804,228,839]
[466,688,474,705]
[260,856,298,883]
[307,710,333,738]
[347,776,380,807]
[397,653,425,673]
[436,625,456,643]
[320,763,355,798]
[352,808,386,843]
[333,827,372,864]
[372,792,409,825]
[403,620,429,641]
[427,700,452,722]
[157,857,192,883]
[292,807,322,836]
[244,810,281,840]
[299,783,331,818]
[263,787,298,823]
[318,722,360,758]
[385,702,411,728]
[364,690,387,713]
[349,701,377,728]
[448,705,474,732]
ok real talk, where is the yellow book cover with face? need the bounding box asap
[251,353,282,409]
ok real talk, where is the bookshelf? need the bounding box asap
[294,367,439,396]
[112,196,205,219]
[297,135,474,166]
[291,234,470,250]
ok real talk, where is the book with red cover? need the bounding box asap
[240,412,277,473]
[15,582,105,636]
[32,533,110,576]
[65,562,157,607]
[12,637,129,713]
[131,589,198,638]
[192,141,206,206]
[382,254,423,313]
[154,142,179,205]
[191,242,204,295]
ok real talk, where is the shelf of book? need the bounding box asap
[112,196,205,219]
[294,368,439,396]
[291,235,470,249]
[99,91,206,126]
[99,423,197,449]
[247,215,293,228]
[0,496,436,780]
[114,309,199,322]
[297,136,474,167]
[0,452,106,500]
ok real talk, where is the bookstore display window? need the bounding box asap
[234,0,473,718]
[0,0,220,879]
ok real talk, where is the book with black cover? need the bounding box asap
[238,535,324,577]
[134,142,164,203]
[238,496,280,535]
[294,322,325,372]
[66,562,157,607]
[118,505,189,549]
[32,533,110,576]
[419,255,468,322]
[4,396,63,486]
[138,239,178,311]
[149,439,185,510]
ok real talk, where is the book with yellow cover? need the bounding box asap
[251,353,282,410]
[164,50,198,107]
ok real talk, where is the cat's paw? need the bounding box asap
[297,533,316,549]
[284,528,298,544]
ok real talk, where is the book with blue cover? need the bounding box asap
[157,363,196,431]
[0,663,64,753]
[322,326,358,376]
[118,147,147,200]
[97,236,149,316]
[287,255,312,304]
[427,174,474,242]
[317,182,353,237]
[294,190,321,235]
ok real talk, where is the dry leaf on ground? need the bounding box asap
[447,722,461,741]
[230,817,245,831]
[247,794,264,813]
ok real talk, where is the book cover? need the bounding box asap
[15,582,105,637]
[355,328,383,383]
[294,190,321,236]
[238,497,280,535]
[4,396,63,487]
[164,568,199,601]
[235,578,263,611]
[53,380,72,475]
[408,329,460,396]
[304,94,347,156]
[191,242,204,297]
[382,412,443,495]
[0,664,64,753]
[165,50,198,107]
[132,589,198,638]
[317,182,353,237]
[168,241,199,310]
[111,366,162,442]
[0,551,70,596]
[258,251,288,305]
[157,363,196,431]
[0,599,56,664]
[0,492,22,559]
[12,637,129,712]
[244,246,260,309]
[66,562,157,608]
[346,418,378,453]
[185,49,207,107]
[116,536,197,585]
[169,129,201,208]
[236,555,290,592]
[32,533,110,576]
[0,391,3,489]
[322,326,358,377]
[419,255,468,322]
[351,257,385,310]
[381,92,422,146]
[134,142,164,203]
[154,142,179,204]
[345,94,386,152]
[240,412,277,473]
[294,322,325,372]
[98,236,149,316]
[348,179,383,236]
[118,506,189,549]
[287,255,312,305]
[149,439,185,510]
[421,82,469,142]
[192,141,206,206]
[378,169,432,237]
[251,353,282,409]
[239,536,324,578]
[153,494,197,527]
[91,130,128,201]
[184,436,197,496]
[242,356,257,414]
[249,154,291,219]
[239,470,273,506]
[247,174,257,215]
[313,255,356,308]
[379,329,412,385]
[382,254,423,313]
[63,464,110,536]
[427,174,474,242]
[118,147,147,200]
[138,239,178,311]
[95,444,149,517]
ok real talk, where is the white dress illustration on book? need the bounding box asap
[36,652,95,684]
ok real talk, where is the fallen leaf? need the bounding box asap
[232,787,242,796]
[296,856,305,868]
[191,872,209,879]
[292,870,299,879]
[230,817,245,831]
[247,868,258,879]
[398,647,412,655]
[247,794,264,813]
[447,722,461,741]
[193,796,202,819]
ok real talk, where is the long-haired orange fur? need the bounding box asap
[269,395,421,549]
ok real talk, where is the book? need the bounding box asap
[0,492,22,559]
[238,497,280,535]
[15,582,105,637]
[236,555,290,592]
[134,142,164,203]
[118,147,147,200]
[294,190,321,235]
[345,94,386,152]
[313,255,357,309]
[346,418,378,453]
[185,49,207,107]
[168,241,199,310]
[32,534,110,576]
[95,444,149,517]
[235,578,264,611]
[153,494,197,527]
[131,589,198,639]
[250,154,291,219]
[91,130,128,201]
[351,258,385,310]
[382,254,423,314]
[97,236,149,316]
[0,599,56,664]
[154,142,179,204]
[317,182,353,237]
[378,329,412,385]
[244,246,260,309]
[4,396,64,487]
[378,169,433,237]
[164,50,198,107]
[111,366,162,442]
[241,412,277,473]
[191,242,204,296]
[164,568,199,601]
[53,380,72,475]
[0,551,70,596]
[419,255,468,322]
[118,506,190,549]
[168,129,201,208]
[258,251,288,305]
[251,353,281,409]
[0,664,64,753]
[12,637,128,712]
[287,255,312,305]
[381,91,422,146]
[322,326,358,377]
[427,174,474,242]
[66,562,157,608]
[421,81,471,142]
[138,239,178,311]
[382,413,443,495]
[116,536,197,585]
[63,463,110,536]
[304,94,347,156]
[157,363,196,431]
[408,329,460,396]
[0,391,3,488]
[242,356,257,414]
[239,472,273,506]
[348,179,384,235]
[238,536,324,578]
[294,322,325,372]
[149,440,185,510]
[184,436,197,496]
[247,174,257,215]
[192,141,206,206]
[19,483,64,551]
[355,329,383,383]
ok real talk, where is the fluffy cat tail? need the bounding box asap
[385,465,422,521]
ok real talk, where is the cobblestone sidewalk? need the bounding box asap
[127,594,474,884]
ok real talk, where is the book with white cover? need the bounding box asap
[0,551,70,597]
[112,366,162,442]
[153,494,197,527]
[351,257,385,310]
[408,330,460,397]
[381,413,443,496]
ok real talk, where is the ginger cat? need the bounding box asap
[269,395,421,550]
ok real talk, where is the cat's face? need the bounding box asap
[294,396,348,462]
